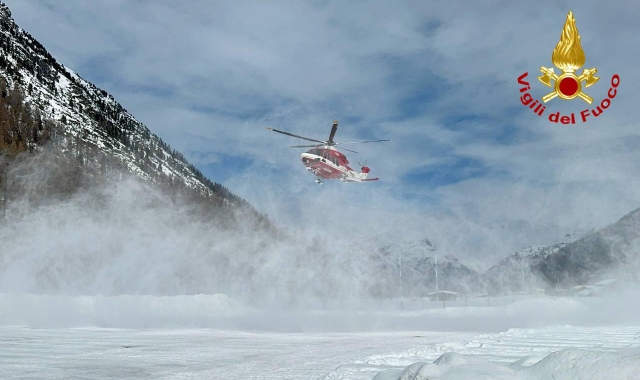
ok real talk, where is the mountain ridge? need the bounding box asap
[533,207,640,287]
[0,1,270,228]
[376,216,639,296]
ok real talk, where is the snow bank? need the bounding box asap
[376,349,640,380]
[321,325,640,379]
[371,353,516,380]
[521,349,640,380]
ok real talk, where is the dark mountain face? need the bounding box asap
[533,208,640,287]
[0,1,269,229]
[487,254,554,295]
[484,210,640,293]
[482,243,571,295]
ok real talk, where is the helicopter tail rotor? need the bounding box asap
[358,159,371,178]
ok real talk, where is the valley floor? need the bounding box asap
[0,327,473,379]
[2,293,640,379]
[1,325,640,380]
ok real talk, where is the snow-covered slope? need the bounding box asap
[482,229,597,294]
[364,216,638,297]
[0,1,262,218]
[484,207,640,292]
[534,208,640,287]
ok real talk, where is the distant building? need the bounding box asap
[534,288,546,295]
[545,288,569,297]
[567,279,619,297]
[428,291,459,301]
[593,278,618,287]
[591,278,619,294]
[572,285,596,297]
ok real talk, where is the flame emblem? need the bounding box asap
[538,11,599,104]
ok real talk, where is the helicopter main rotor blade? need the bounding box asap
[266,127,325,144]
[328,120,338,144]
[289,144,322,148]
[335,146,358,154]
[336,139,392,145]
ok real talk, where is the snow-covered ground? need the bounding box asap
[2,292,640,379]
[327,325,640,380]
[0,327,474,379]
[1,325,639,379]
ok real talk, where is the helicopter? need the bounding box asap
[266,120,390,184]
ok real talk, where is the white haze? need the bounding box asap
[1,151,640,332]
[0,151,390,304]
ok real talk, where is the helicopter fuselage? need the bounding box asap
[300,147,374,182]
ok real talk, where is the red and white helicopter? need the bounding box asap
[266,120,390,184]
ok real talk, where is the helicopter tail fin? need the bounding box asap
[360,165,371,179]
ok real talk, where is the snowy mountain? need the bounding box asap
[533,208,640,287]
[482,229,595,294]
[346,216,638,298]
[0,1,268,227]
[375,238,483,296]
[484,207,640,292]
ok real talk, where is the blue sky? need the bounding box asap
[4,0,640,267]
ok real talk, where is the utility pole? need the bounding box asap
[435,256,439,294]
[0,190,4,222]
[421,246,426,310]
[399,255,404,310]
[0,162,6,222]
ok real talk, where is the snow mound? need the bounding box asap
[521,349,640,380]
[509,354,546,369]
[377,353,514,380]
[381,349,640,380]
[432,352,468,369]
[372,362,442,380]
